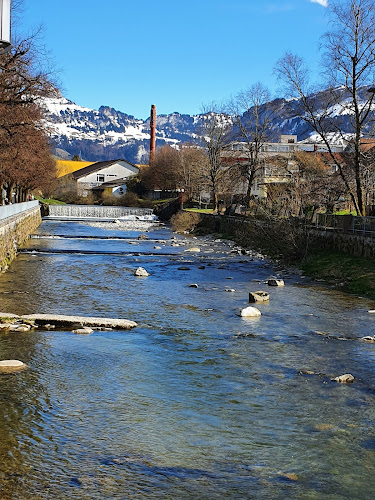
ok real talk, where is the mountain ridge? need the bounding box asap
[41,87,375,164]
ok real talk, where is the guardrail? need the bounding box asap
[315,214,375,237]
[204,211,375,239]
[0,200,39,221]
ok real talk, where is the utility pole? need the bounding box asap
[0,0,11,51]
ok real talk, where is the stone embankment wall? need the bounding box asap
[197,214,375,260]
[0,206,42,272]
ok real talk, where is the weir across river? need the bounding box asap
[46,204,155,221]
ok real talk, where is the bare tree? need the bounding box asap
[199,102,232,210]
[275,0,375,215]
[142,145,181,192]
[178,143,210,200]
[226,82,275,207]
[284,151,345,217]
[0,27,59,203]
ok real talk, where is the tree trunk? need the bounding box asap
[244,169,256,208]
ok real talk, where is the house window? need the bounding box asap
[97,174,105,182]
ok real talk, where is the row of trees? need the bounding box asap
[0,10,57,204]
[144,83,346,216]
[275,0,375,216]
[144,0,375,217]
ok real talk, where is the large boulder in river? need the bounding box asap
[9,324,31,332]
[239,306,261,317]
[333,373,355,383]
[0,360,28,374]
[249,291,269,303]
[267,278,285,287]
[134,267,150,277]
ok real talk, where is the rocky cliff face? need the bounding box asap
[41,87,375,163]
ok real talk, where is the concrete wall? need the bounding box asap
[303,229,375,259]
[0,200,39,220]
[0,205,41,273]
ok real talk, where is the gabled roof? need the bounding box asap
[72,159,139,179]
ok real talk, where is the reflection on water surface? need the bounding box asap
[0,220,375,498]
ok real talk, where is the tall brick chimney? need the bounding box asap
[149,104,156,165]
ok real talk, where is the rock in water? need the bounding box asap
[362,336,375,343]
[249,291,270,303]
[72,327,94,335]
[267,278,285,287]
[239,306,261,317]
[0,360,28,374]
[134,267,150,277]
[9,324,31,332]
[333,374,355,383]
[185,247,201,253]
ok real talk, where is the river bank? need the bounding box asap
[177,211,375,301]
[300,250,375,299]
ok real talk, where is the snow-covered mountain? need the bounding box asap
[41,87,375,164]
[41,95,205,164]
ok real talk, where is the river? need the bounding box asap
[1,219,375,499]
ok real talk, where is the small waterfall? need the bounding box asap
[47,205,154,220]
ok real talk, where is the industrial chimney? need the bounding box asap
[149,104,156,165]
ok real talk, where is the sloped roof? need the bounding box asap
[72,159,139,180]
[360,138,375,152]
[56,160,95,178]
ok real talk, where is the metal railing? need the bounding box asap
[315,213,375,237]
[208,211,375,239]
[0,200,39,221]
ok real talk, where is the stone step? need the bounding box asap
[0,312,137,330]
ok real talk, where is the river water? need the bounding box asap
[1,219,375,499]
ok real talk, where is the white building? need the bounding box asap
[69,159,139,197]
[222,135,344,199]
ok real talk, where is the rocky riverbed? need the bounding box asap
[1,219,375,499]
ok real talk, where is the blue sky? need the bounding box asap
[19,0,329,119]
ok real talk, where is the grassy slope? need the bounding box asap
[301,250,375,300]
[35,196,65,205]
[185,208,214,214]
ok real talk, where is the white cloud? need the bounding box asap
[309,0,328,6]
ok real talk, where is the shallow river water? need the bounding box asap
[1,220,375,499]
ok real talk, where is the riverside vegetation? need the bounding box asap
[171,210,375,300]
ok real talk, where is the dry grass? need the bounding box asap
[170,211,201,232]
